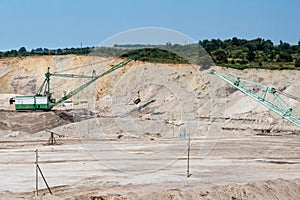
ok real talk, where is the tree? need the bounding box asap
[212,49,227,64]
[211,39,222,50]
[247,50,255,62]
[262,39,274,53]
[18,47,27,53]
[295,55,300,67]
[254,38,263,50]
[5,50,18,57]
[56,48,63,54]
[246,42,255,51]
[166,42,172,50]
[269,50,276,61]
[278,41,290,51]
[34,48,43,53]
[278,51,293,62]
[200,39,218,53]
[232,37,240,46]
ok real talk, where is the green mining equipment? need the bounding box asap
[9,50,145,111]
[12,95,54,110]
[209,70,300,129]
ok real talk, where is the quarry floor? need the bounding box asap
[0,131,299,199]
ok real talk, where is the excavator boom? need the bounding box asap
[209,70,300,128]
[50,51,144,108]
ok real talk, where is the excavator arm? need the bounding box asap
[209,70,300,128]
[48,50,145,109]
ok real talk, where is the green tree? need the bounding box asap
[295,55,300,67]
[232,37,240,46]
[212,49,227,63]
[56,48,63,54]
[5,50,18,57]
[262,39,273,53]
[278,51,293,62]
[247,50,255,62]
[278,41,290,51]
[18,47,27,53]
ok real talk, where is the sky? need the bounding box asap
[0,0,299,51]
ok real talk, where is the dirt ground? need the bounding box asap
[0,55,300,199]
[0,131,299,199]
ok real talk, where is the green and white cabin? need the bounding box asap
[15,96,51,110]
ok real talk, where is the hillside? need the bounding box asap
[0,55,299,135]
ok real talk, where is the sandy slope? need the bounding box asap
[1,178,299,199]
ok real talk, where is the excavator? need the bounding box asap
[209,70,300,129]
[9,49,145,111]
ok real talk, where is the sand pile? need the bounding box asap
[3,178,299,199]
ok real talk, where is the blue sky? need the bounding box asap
[0,0,299,51]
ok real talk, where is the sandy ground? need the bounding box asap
[0,55,300,199]
[0,132,299,199]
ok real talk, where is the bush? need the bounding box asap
[238,59,248,65]
[212,49,227,64]
[295,56,300,68]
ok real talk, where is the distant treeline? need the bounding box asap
[0,47,91,57]
[1,37,300,70]
[199,37,300,70]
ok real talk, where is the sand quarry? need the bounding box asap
[0,55,299,199]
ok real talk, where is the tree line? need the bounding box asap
[1,37,299,70]
[199,37,300,69]
[0,47,91,57]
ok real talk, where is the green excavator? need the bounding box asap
[10,50,145,111]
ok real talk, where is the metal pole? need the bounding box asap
[35,149,38,196]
